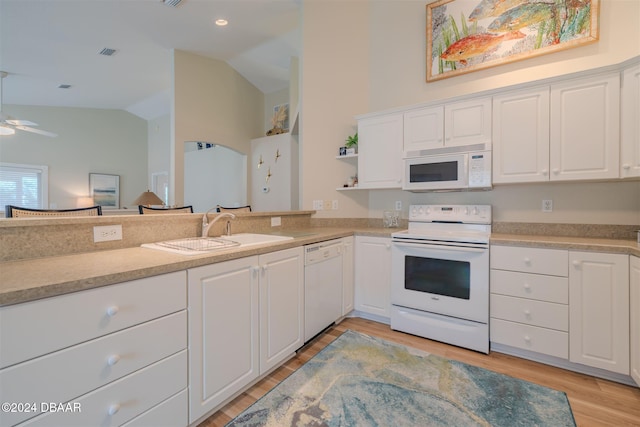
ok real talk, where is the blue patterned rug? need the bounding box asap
[227,330,576,426]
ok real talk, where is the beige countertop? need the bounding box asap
[491,233,640,257]
[0,227,390,307]
[1,227,638,307]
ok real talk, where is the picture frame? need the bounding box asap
[89,173,120,209]
[426,0,600,82]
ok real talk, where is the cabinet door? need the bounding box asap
[355,236,392,318]
[357,113,403,189]
[631,256,640,387]
[569,251,629,374]
[492,87,550,183]
[403,106,444,152]
[550,73,620,181]
[621,64,640,178]
[444,97,491,147]
[259,247,304,374]
[342,236,355,315]
[188,257,259,422]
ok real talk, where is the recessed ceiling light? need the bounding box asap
[215,18,228,26]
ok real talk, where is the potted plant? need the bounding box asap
[344,132,358,155]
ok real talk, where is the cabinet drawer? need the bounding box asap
[121,389,188,427]
[491,294,568,331]
[18,350,187,427]
[491,318,568,359]
[0,271,186,369]
[491,246,568,276]
[491,270,568,303]
[1,311,186,426]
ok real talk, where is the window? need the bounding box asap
[0,163,49,210]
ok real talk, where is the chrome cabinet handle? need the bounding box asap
[107,354,121,366]
[106,306,119,317]
[107,404,120,416]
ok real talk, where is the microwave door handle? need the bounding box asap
[392,241,487,253]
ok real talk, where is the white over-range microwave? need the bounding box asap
[403,144,492,192]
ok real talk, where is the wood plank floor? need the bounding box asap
[198,317,640,427]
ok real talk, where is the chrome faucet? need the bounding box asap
[201,209,236,237]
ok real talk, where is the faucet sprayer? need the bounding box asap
[202,208,236,237]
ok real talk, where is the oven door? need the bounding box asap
[391,240,488,323]
[403,153,468,191]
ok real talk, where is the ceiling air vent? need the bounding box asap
[99,48,117,56]
[58,84,71,89]
[162,0,183,7]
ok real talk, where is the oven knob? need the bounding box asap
[464,207,470,215]
[425,207,430,215]
[472,206,479,215]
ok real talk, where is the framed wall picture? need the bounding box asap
[426,0,600,82]
[89,173,120,209]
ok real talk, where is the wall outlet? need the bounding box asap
[542,199,553,212]
[313,200,323,210]
[395,201,402,211]
[332,200,339,210]
[93,225,123,242]
[323,200,332,210]
[271,216,281,227]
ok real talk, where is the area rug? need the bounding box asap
[227,330,576,427]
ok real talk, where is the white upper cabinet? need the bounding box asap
[357,113,403,189]
[403,105,444,152]
[550,73,620,181]
[444,97,492,148]
[492,87,550,183]
[403,97,491,153]
[621,64,640,178]
[493,72,621,184]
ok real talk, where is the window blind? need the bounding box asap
[0,163,48,210]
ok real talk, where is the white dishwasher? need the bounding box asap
[304,239,343,342]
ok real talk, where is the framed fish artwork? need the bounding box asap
[426,0,600,82]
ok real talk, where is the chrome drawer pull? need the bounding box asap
[107,354,121,366]
[106,306,120,317]
[107,403,120,416]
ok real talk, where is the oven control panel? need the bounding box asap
[408,204,491,224]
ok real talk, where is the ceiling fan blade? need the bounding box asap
[14,125,57,137]
[6,118,38,126]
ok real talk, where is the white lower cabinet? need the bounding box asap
[0,272,188,427]
[188,247,304,423]
[569,251,630,375]
[631,256,640,386]
[342,236,355,315]
[490,246,569,358]
[354,236,392,319]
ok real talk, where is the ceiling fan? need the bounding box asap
[0,71,57,137]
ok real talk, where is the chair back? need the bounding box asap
[216,205,251,213]
[5,205,103,218]
[138,205,194,214]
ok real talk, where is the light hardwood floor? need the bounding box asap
[198,317,640,427]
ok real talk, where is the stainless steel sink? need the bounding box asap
[142,233,292,255]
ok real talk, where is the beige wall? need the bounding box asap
[0,105,148,210]
[172,50,265,206]
[301,1,371,219]
[301,0,640,225]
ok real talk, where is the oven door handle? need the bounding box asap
[392,241,488,253]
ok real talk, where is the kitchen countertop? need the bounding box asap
[1,228,638,307]
[0,227,389,307]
